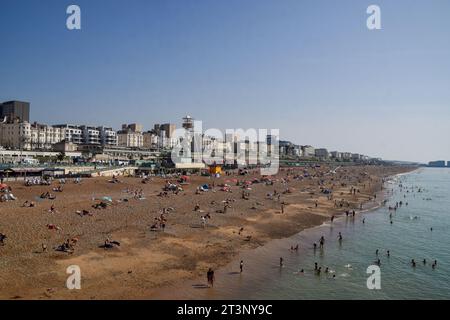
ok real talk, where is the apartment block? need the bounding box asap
[0,100,30,122]
[117,123,143,148]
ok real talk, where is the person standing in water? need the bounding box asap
[316,267,322,275]
[240,260,244,273]
[279,257,284,267]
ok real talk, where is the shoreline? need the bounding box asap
[0,164,416,299]
[152,167,418,299]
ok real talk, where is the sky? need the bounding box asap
[1,0,449,163]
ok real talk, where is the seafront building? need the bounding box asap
[341,152,352,161]
[52,124,118,147]
[0,100,382,166]
[301,145,315,158]
[117,123,144,148]
[53,124,83,144]
[0,100,30,122]
[330,151,342,160]
[428,160,446,167]
[315,148,329,159]
[0,120,66,150]
[98,126,118,146]
[142,127,177,151]
[143,131,159,150]
[279,141,301,157]
[154,123,176,139]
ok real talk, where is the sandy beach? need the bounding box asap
[0,164,414,299]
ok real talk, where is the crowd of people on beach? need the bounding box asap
[2,164,439,297]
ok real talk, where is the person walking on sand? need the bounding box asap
[281,203,285,214]
[207,268,215,287]
[240,260,244,273]
[201,216,207,228]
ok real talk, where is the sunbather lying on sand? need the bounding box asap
[0,233,6,246]
[100,238,121,249]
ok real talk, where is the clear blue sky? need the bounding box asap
[1,0,449,163]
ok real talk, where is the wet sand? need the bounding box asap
[0,165,414,299]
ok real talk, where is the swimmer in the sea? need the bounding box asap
[319,236,325,248]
